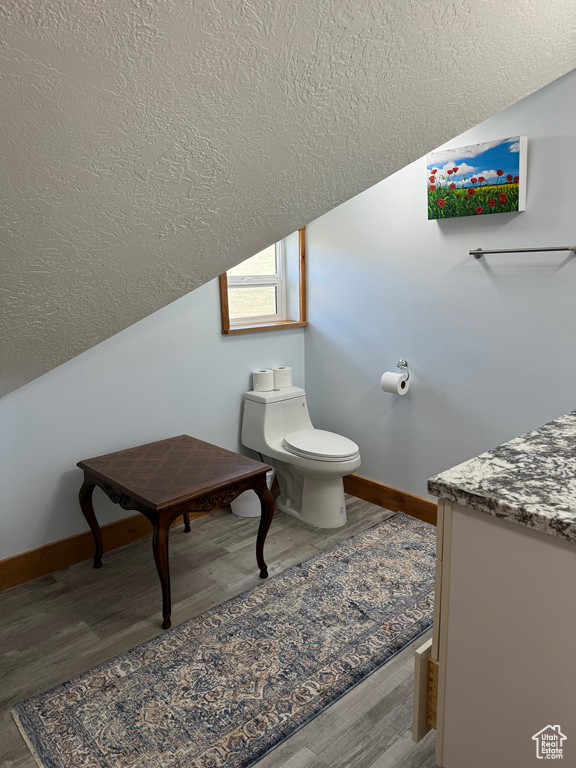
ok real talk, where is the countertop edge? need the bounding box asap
[428,478,576,544]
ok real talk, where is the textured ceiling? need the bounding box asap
[1,0,575,396]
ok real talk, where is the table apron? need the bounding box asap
[87,472,270,525]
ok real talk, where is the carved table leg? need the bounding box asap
[254,481,275,579]
[79,479,103,569]
[152,518,172,630]
[183,512,191,532]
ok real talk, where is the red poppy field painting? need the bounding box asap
[427,136,527,220]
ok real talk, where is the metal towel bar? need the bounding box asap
[470,244,576,259]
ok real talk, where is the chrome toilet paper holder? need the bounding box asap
[396,359,410,381]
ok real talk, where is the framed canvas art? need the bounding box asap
[427,136,527,220]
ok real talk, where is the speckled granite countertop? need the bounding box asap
[428,411,576,543]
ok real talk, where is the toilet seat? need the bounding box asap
[283,429,359,462]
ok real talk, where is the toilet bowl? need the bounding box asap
[241,386,361,528]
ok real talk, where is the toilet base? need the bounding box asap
[276,474,348,529]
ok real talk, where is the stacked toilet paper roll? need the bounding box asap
[380,371,410,395]
[252,366,293,391]
[252,369,274,391]
[273,366,292,388]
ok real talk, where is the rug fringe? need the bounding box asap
[11,709,48,768]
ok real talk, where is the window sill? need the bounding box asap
[221,320,308,335]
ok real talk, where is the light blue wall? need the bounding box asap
[0,280,305,559]
[304,69,576,498]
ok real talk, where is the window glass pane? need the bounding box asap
[228,286,277,319]
[227,245,276,277]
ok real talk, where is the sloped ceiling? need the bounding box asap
[1,0,575,397]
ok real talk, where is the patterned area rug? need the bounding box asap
[13,513,435,768]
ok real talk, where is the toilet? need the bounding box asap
[241,386,361,528]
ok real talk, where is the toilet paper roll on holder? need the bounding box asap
[396,359,410,381]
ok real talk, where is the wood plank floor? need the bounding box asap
[0,496,436,768]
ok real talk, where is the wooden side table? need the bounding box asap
[77,435,274,629]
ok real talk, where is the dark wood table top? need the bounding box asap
[77,435,271,511]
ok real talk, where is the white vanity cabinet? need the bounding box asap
[413,412,576,768]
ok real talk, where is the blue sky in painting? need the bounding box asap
[427,137,522,188]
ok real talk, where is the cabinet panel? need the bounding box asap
[442,505,576,768]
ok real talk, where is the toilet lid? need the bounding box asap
[283,429,359,461]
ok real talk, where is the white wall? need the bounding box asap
[0,280,305,559]
[304,70,576,499]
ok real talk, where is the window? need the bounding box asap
[219,227,307,334]
[227,242,285,324]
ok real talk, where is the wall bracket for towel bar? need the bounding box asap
[470,244,576,259]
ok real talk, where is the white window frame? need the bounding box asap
[226,241,286,326]
[219,227,307,335]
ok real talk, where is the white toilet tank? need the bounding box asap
[242,386,313,452]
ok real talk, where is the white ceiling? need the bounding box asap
[1,0,575,396]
